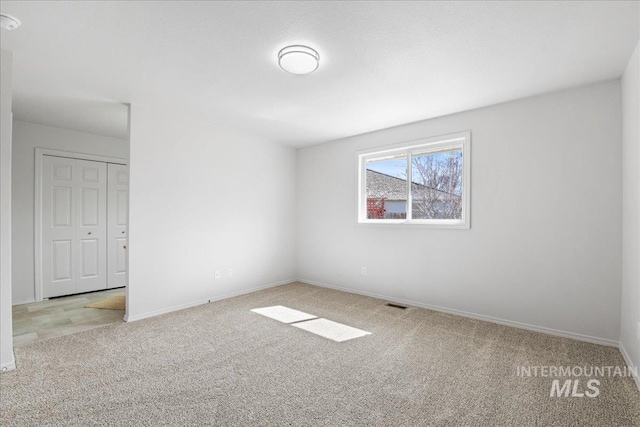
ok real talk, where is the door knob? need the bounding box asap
[88,232,92,235]
[122,231,125,234]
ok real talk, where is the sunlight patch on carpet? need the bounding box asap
[251,305,317,323]
[292,318,372,342]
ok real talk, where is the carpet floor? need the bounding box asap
[1,282,639,426]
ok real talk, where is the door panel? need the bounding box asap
[51,240,72,281]
[115,237,127,274]
[52,163,72,180]
[80,239,99,278]
[52,187,72,227]
[115,190,127,226]
[76,160,107,293]
[42,156,116,298]
[42,156,77,298]
[80,188,99,226]
[81,166,100,183]
[107,163,128,289]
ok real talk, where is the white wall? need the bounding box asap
[11,121,128,304]
[1,49,15,371]
[297,81,623,345]
[126,105,296,320]
[621,41,640,383]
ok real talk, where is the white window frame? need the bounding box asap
[357,131,471,229]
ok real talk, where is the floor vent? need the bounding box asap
[385,303,408,309]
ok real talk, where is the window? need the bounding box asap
[357,131,470,228]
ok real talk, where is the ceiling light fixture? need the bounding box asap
[0,13,21,31]
[278,45,319,75]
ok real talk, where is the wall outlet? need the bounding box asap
[361,267,367,276]
[214,270,221,279]
[227,268,233,277]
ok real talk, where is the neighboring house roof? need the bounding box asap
[366,169,461,200]
[366,170,407,199]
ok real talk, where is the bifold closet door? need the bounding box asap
[42,156,77,298]
[76,159,108,294]
[42,156,107,298]
[107,163,128,289]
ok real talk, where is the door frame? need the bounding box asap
[34,148,127,302]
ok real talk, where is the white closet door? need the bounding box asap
[107,163,128,289]
[76,160,108,293]
[42,156,77,298]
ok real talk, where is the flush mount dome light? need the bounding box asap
[278,45,319,75]
[0,13,21,31]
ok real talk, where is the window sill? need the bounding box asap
[357,219,470,229]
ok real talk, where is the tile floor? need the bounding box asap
[12,288,125,346]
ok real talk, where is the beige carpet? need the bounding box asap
[2,282,639,426]
[83,294,125,310]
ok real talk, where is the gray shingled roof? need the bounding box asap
[366,170,407,199]
[366,169,461,200]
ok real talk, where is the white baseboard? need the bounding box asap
[124,298,211,323]
[297,279,620,348]
[12,298,35,306]
[1,357,16,373]
[205,279,293,303]
[124,279,295,323]
[619,343,640,391]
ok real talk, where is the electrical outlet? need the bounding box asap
[361,267,367,276]
[227,268,233,277]
[215,270,221,279]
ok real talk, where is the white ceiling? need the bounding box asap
[1,1,638,147]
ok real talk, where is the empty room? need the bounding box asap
[1,1,639,426]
